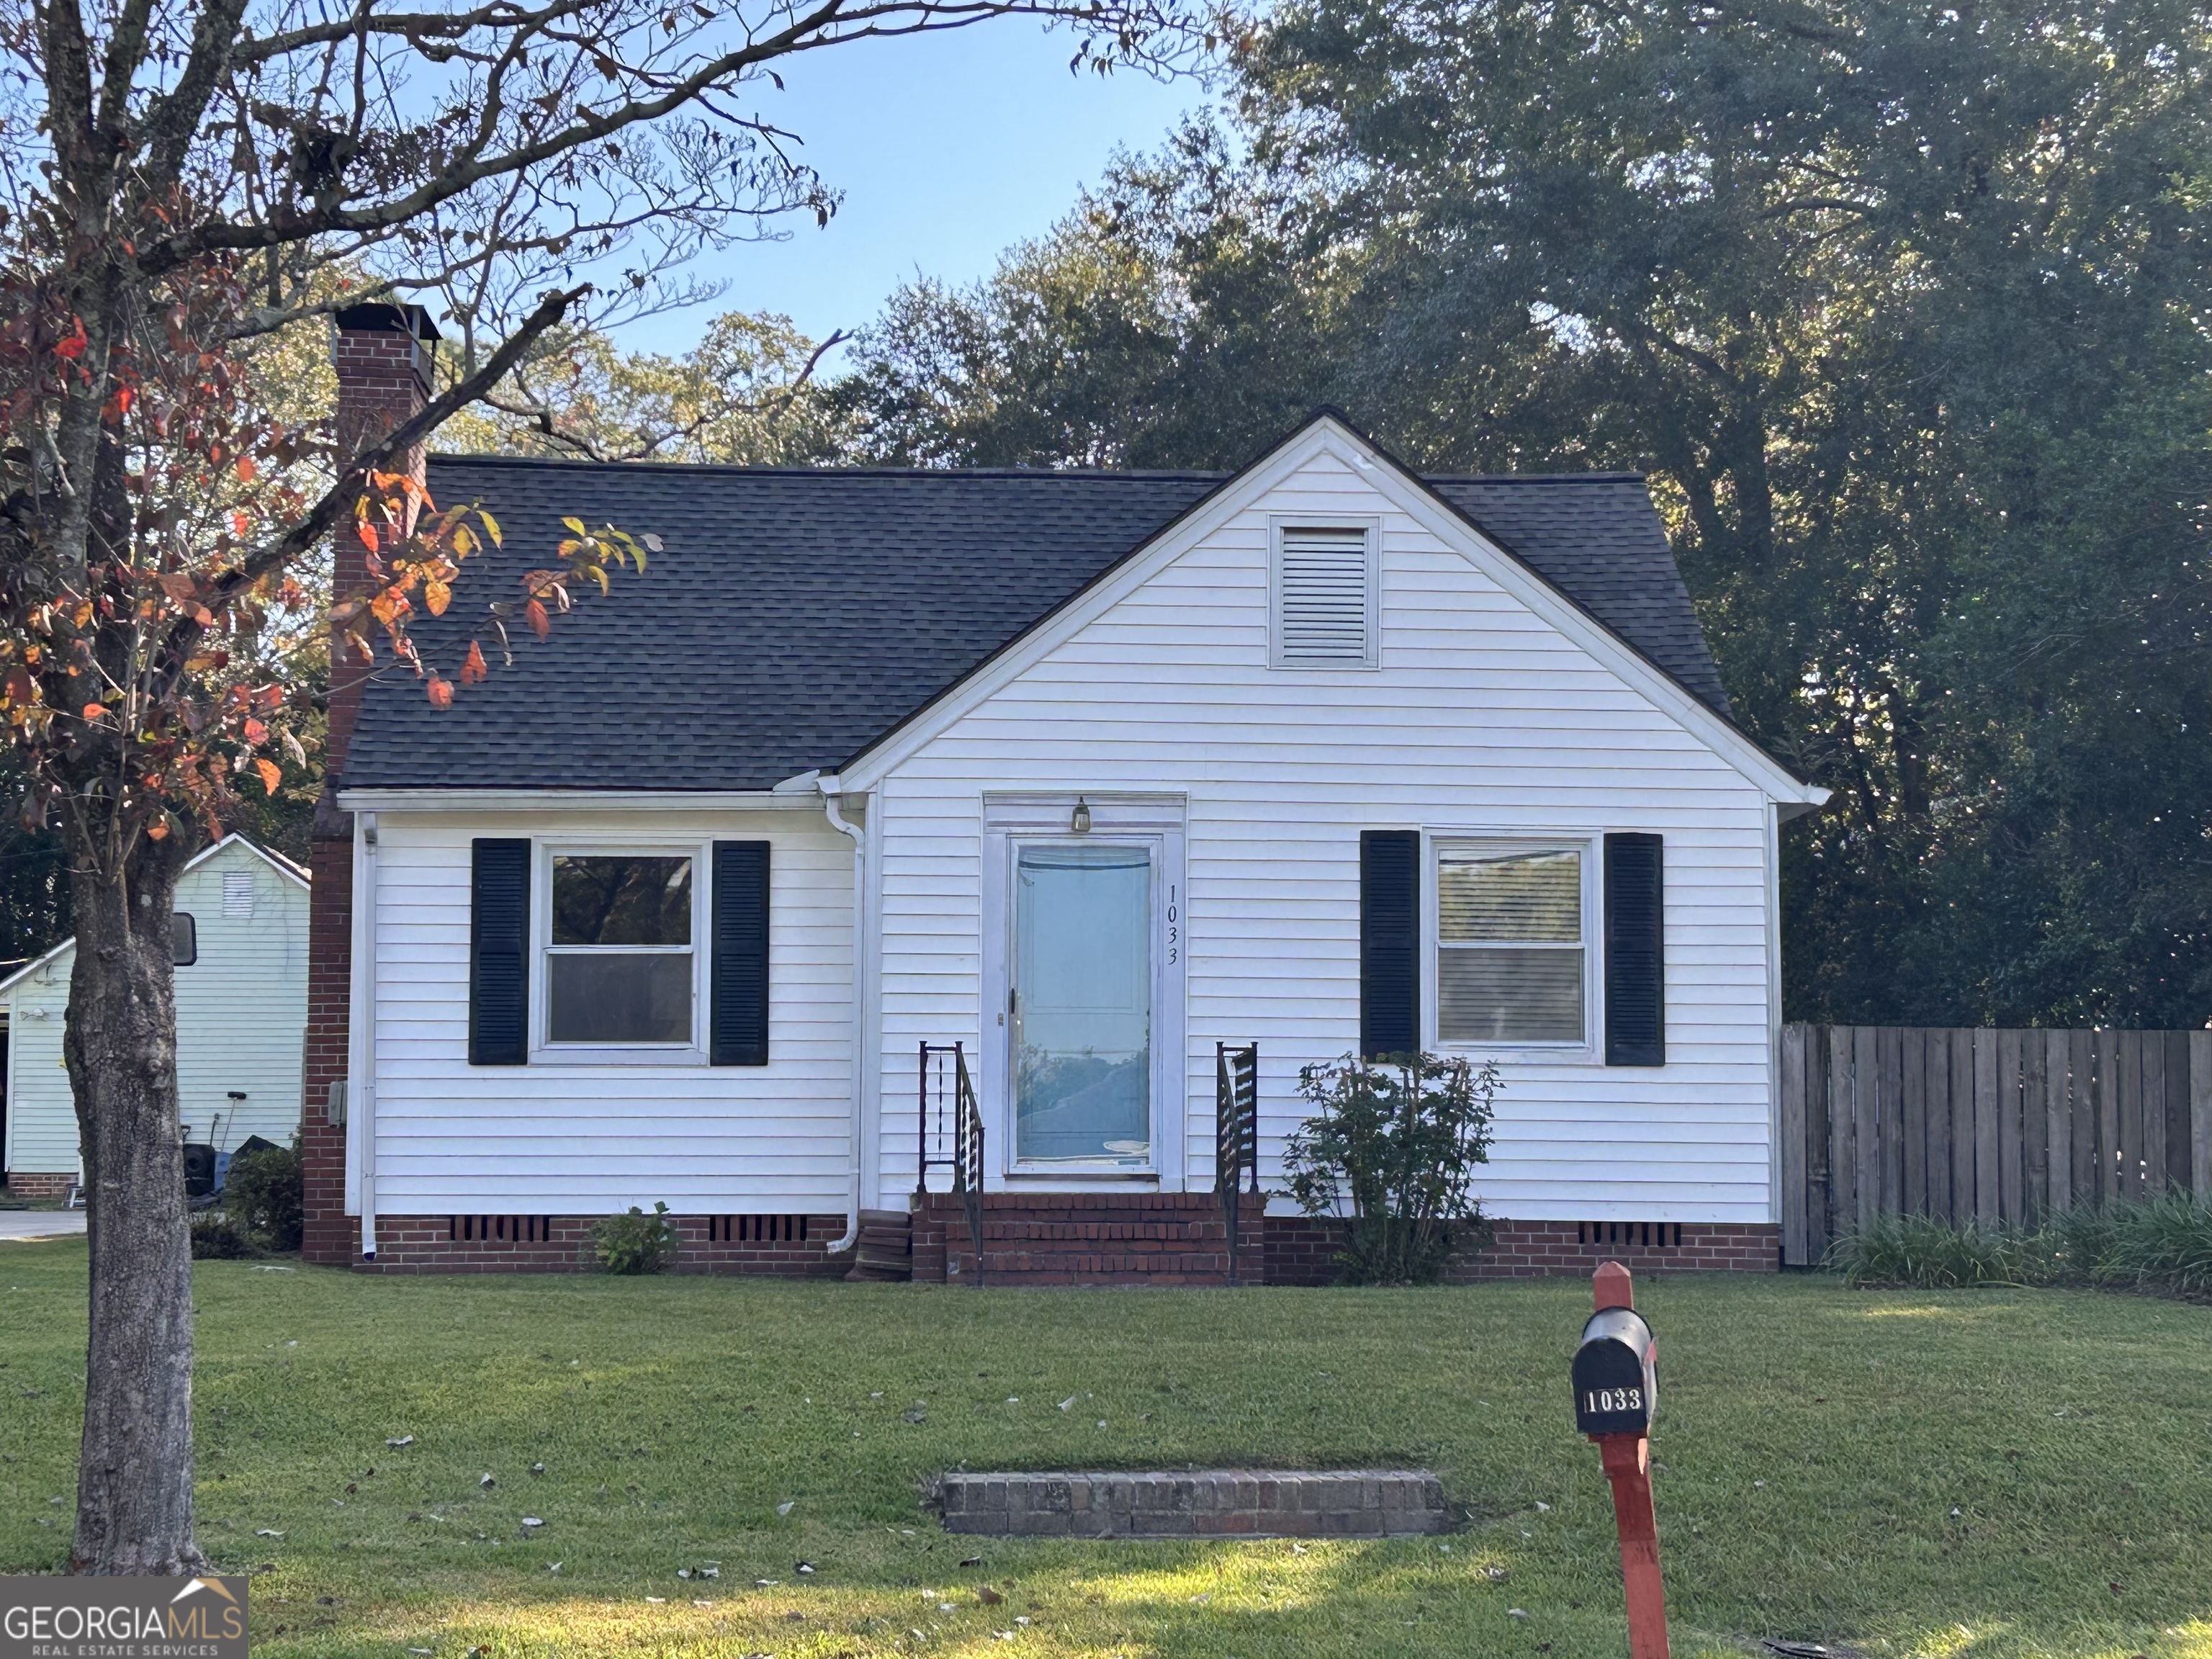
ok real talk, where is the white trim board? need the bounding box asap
[828,415,1827,809]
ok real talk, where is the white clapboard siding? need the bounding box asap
[871,445,1781,1223]
[1,837,310,1179]
[361,808,853,1213]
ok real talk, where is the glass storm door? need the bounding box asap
[1012,842,1152,1166]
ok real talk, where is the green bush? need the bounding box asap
[593,1202,680,1274]
[1829,1193,2212,1298]
[224,1141,304,1251]
[1282,1051,1498,1285]
[190,1213,257,1259]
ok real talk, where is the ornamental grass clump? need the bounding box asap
[1830,1192,2212,1299]
[593,1202,681,1274]
[1283,1052,1499,1285]
[1826,1213,2037,1287]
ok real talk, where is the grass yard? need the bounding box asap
[1,1243,2207,1659]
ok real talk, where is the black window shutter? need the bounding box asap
[1604,832,1665,1066]
[468,838,531,1066]
[1360,830,1421,1059]
[711,841,770,1066]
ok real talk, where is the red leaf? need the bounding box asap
[524,598,550,640]
[81,702,105,720]
[426,677,454,709]
[243,716,269,745]
[254,757,282,796]
[235,456,257,483]
[460,639,487,686]
[53,318,88,360]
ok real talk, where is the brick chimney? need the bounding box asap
[302,301,440,1265]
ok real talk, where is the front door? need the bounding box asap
[1011,842,1152,1166]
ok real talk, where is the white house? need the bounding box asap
[305,319,1826,1285]
[1,835,310,1197]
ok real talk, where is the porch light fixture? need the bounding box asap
[1071,796,1092,835]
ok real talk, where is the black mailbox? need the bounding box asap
[1573,1306,1656,1436]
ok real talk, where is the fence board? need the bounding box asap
[2074,1029,2098,1205]
[1780,1023,1808,1264]
[1997,1027,2024,1224]
[1856,1025,1882,1232]
[2166,1031,2191,1197]
[2095,1031,2120,1203]
[2021,1032,2047,1223]
[1964,1035,1982,1230]
[1972,1028,2000,1226]
[2144,1033,2168,1195]
[2044,1030,2070,1215]
[1926,1028,1954,1222]
[1829,1028,1857,1244]
[1778,1025,2207,1247]
[2193,1030,2212,1198]
[1902,1027,1928,1215]
[2118,1033,2144,1203]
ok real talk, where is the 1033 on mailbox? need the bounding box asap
[1573,1305,1658,1437]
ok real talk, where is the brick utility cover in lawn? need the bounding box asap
[1,1244,2209,1659]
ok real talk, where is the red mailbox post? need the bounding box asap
[1575,1261,1669,1659]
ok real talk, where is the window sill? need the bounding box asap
[528,1045,709,1067]
[1002,1166,1159,1182]
[1434,1043,1602,1066]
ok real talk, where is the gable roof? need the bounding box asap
[0,835,305,999]
[341,436,1736,794]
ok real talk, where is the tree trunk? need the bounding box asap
[64,822,207,1575]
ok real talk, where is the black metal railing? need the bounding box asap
[1216,1040,1260,1284]
[917,1040,987,1285]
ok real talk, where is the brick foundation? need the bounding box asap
[349,1211,854,1274]
[1264,1216,1781,1285]
[938,1469,1447,1539]
[916,1191,1270,1286]
[2,1172,76,1199]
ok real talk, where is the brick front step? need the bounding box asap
[938,1470,1448,1538]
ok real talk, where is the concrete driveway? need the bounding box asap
[0,1209,86,1241]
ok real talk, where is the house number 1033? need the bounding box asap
[1584,1387,1643,1416]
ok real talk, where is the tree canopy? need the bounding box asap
[833,0,2212,1030]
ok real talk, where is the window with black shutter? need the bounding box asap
[709,840,770,1066]
[1603,833,1665,1066]
[1360,830,1420,1058]
[468,838,531,1065]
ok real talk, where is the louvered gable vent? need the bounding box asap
[1274,526,1374,667]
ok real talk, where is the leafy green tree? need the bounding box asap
[849,0,2212,1028]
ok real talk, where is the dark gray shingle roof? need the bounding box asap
[341,454,1729,792]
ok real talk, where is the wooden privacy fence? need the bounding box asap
[1779,1025,2212,1266]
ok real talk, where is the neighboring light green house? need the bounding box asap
[0,836,309,1196]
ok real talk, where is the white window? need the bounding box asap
[1270,522,1377,668]
[1434,842,1591,1047]
[543,853,698,1048]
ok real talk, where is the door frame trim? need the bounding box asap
[981,794,1187,1192]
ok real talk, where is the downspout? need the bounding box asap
[353,811,379,1259]
[822,783,865,1255]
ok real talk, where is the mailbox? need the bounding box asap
[1573,1305,1656,1437]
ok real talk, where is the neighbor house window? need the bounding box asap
[1435,843,1587,1045]
[172,912,197,967]
[545,855,695,1046]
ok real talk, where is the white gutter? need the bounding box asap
[351,811,379,1259]
[821,781,866,1256]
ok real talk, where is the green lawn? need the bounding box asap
[1,1241,2206,1659]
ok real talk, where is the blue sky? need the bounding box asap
[613,21,1209,359]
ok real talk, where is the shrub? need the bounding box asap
[1825,1213,2036,1287]
[224,1141,304,1251]
[1282,1051,1499,1285]
[1829,1194,2212,1298]
[593,1202,680,1274]
[189,1213,256,1259]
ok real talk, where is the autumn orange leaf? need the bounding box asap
[425,579,451,616]
[147,819,169,841]
[461,640,487,686]
[426,677,454,709]
[82,702,105,719]
[254,757,282,796]
[524,598,550,639]
[243,716,269,745]
[235,456,256,482]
